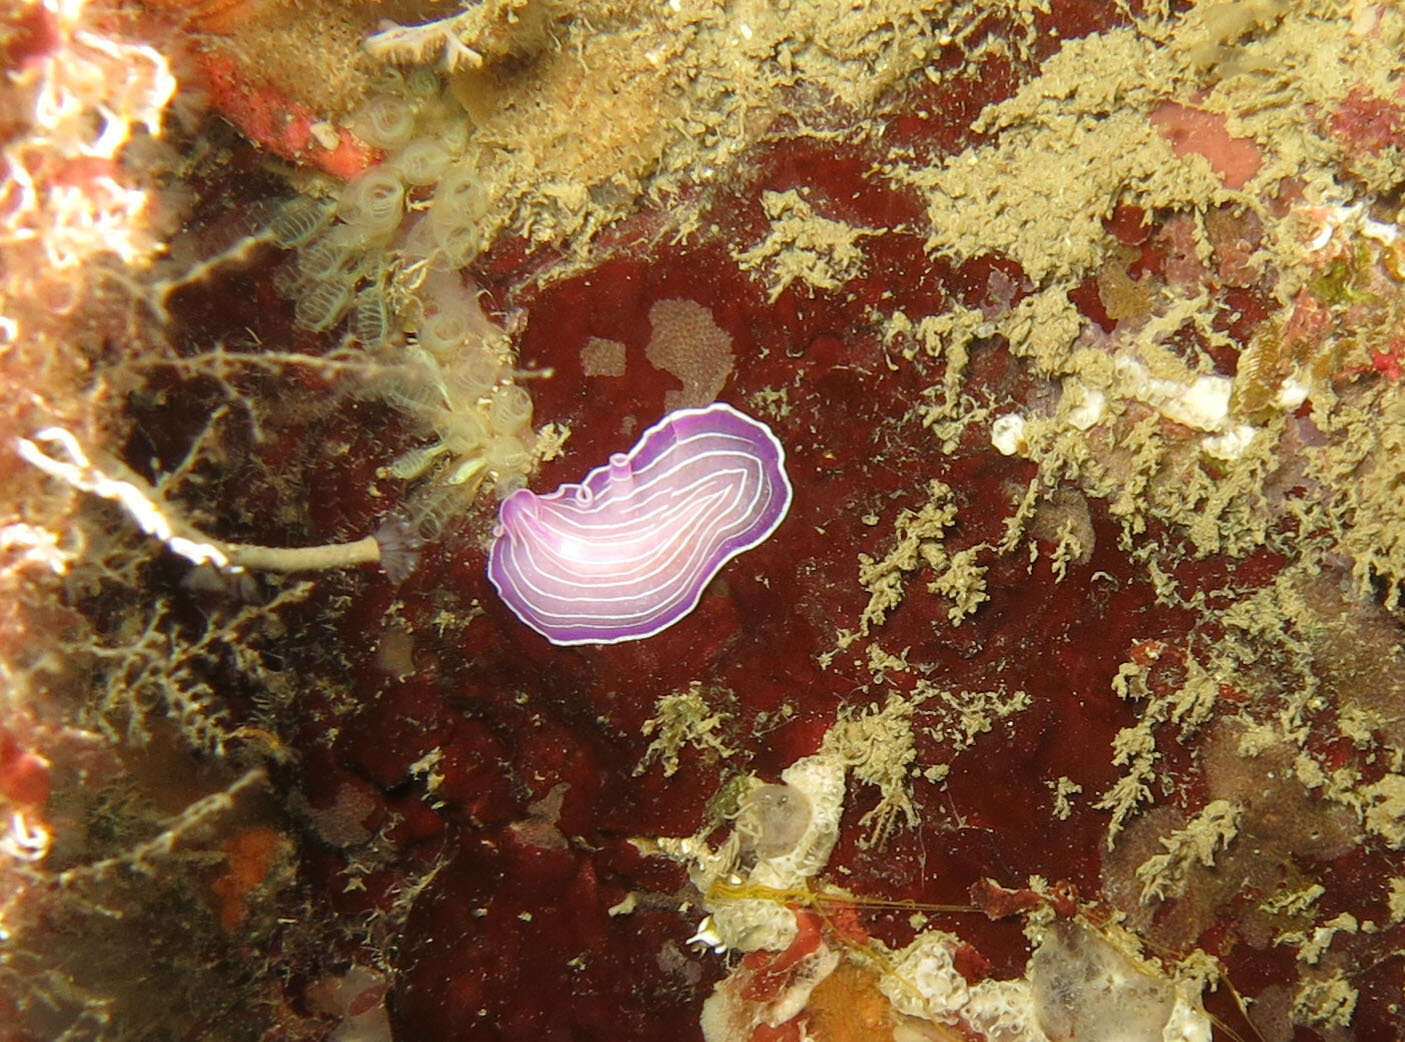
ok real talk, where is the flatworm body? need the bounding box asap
[487,402,792,645]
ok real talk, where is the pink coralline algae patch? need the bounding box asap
[196,51,380,180]
[1330,85,1405,155]
[487,403,792,646]
[0,724,50,809]
[1150,100,1262,189]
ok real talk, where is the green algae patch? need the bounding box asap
[637,681,739,778]
[732,189,879,303]
[858,1,1405,654]
[1134,798,1242,905]
[308,0,1073,278]
[824,478,1001,663]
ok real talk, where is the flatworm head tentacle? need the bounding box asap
[487,402,792,645]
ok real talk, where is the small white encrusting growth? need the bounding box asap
[746,758,846,891]
[711,756,846,954]
[1113,356,1234,433]
[648,752,846,955]
[991,412,1028,455]
[872,914,1216,1042]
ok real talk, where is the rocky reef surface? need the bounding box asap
[3,1,1405,1040]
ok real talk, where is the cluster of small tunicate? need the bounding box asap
[269,68,542,513]
[273,178,397,334]
[381,265,538,517]
[276,68,460,339]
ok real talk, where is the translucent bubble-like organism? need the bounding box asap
[738,783,813,860]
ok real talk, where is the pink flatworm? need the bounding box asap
[487,402,792,645]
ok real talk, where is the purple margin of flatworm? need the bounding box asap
[486,401,793,646]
